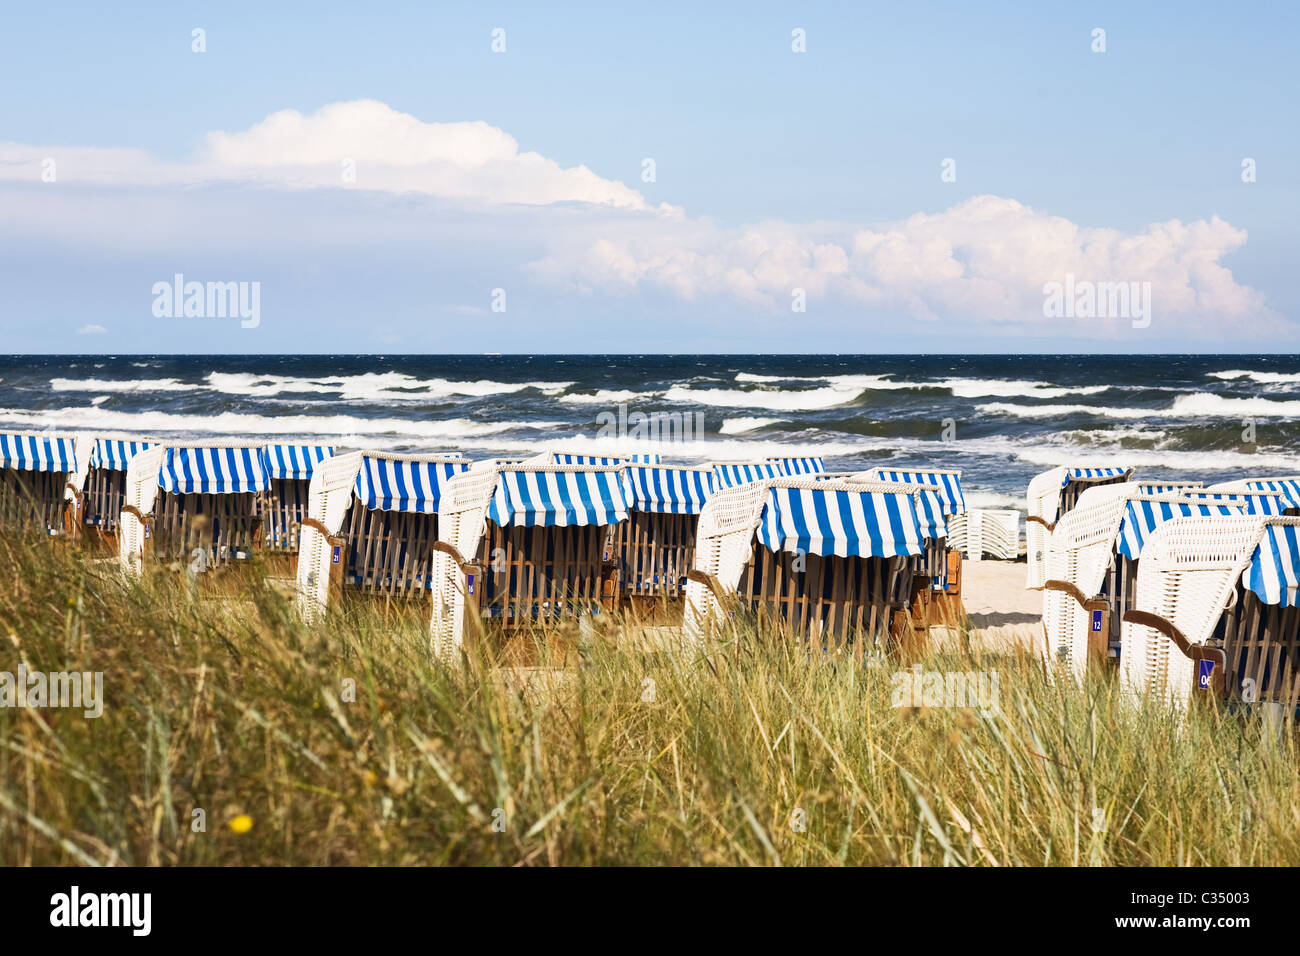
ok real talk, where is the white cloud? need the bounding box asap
[526,195,1277,332]
[76,324,107,335]
[0,103,1279,341]
[0,99,662,210]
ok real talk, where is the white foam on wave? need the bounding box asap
[1207,369,1300,384]
[557,389,658,404]
[719,417,786,434]
[979,391,1300,420]
[50,377,193,393]
[977,401,1151,420]
[667,382,864,411]
[734,371,1110,399]
[205,371,574,401]
[938,378,1109,399]
[1170,393,1300,417]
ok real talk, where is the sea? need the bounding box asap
[3,353,1299,509]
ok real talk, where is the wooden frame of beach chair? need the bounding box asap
[0,431,80,537]
[1026,465,1133,589]
[1039,486,1246,682]
[617,462,714,618]
[1116,514,1300,713]
[295,450,467,617]
[65,435,157,548]
[118,442,268,576]
[682,476,935,657]
[260,444,335,560]
[430,461,629,657]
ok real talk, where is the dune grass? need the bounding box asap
[1,532,1298,866]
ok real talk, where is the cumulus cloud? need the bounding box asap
[0,101,1277,339]
[76,324,107,335]
[526,195,1276,331]
[0,99,659,209]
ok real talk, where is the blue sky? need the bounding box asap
[1,0,1296,352]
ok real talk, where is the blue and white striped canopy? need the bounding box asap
[264,444,334,480]
[1247,522,1300,607]
[354,456,469,514]
[487,468,629,527]
[1185,491,1286,516]
[551,453,661,466]
[1137,482,1201,495]
[911,487,949,540]
[89,438,155,472]
[158,446,269,494]
[756,485,924,559]
[768,456,825,476]
[1116,500,1241,560]
[1064,466,1130,485]
[874,469,965,514]
[713,461,783,489]
[1240,478,1300,509]
[0,433,78,473]
[622,465,713,515]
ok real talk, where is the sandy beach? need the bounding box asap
[960,557,1043,654]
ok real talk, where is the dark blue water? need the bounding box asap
[3,354,1299,506]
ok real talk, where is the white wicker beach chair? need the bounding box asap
[429,463,503,657]
[66,435,156,536]
[119,445,167,573]
[1118,514,1271,711]
[1040,487,1246,681]
[1026,465,1133,589]
[683,479,771,645]
[295,450,467,618]
[118,441,267,575]
[683,476,934,652]
[429,461,630,658]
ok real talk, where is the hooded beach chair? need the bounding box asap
[430,460,630,657]
[1040,487,1245,681]
[65,436,157,541]
[682,476,937,655]
[261,444,335,554]
[0,431,80,535]
[1118,515,1300,713]
[119,441,269,575]
[295,451,468,615]
[618,462,715,612]
[1026,465,1133,589]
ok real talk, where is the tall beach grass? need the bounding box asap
[1,533,1297,866]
